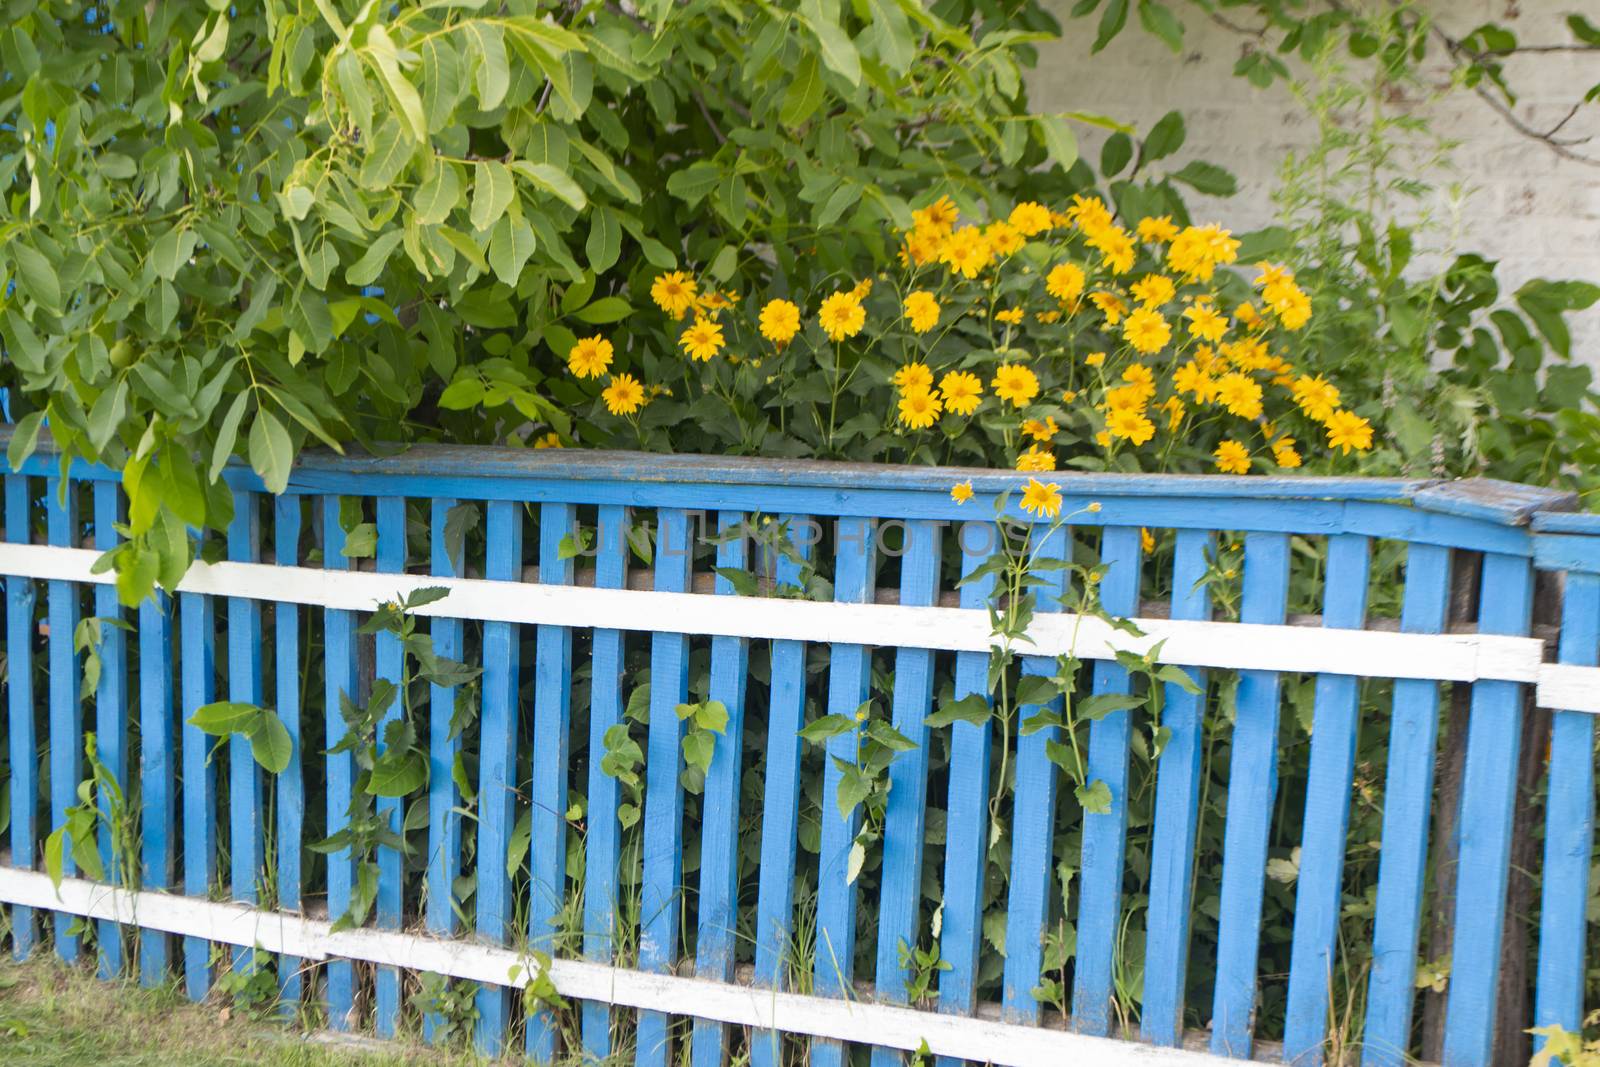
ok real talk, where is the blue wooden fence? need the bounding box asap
[1,437,1598,1067]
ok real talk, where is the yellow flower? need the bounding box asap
[1291,374,1341,422]
[904,291,941,333]
[1037,310,1062,324]
[939,371,983,416]
[602,373,646,415]
[1214,439,1251,474]
[1019,477,1063,519]
[996,307,1024,325]
[1088,225,1136,274]
[1130,274,1176,308]
[913,195,960,234]
[893,362,935,393]
[1016,445,1056,472]
[679,317,725,362]
[1223,337,1272,371]
[1273,437,1303,468]
[1105,384,1149,413]
[899,229,943,267]
[1172,361,1212,400]
[1136,215,1180,243]
[1215,372,1263,419]
[1140,527,1156,553]
[818,291,866,341]
[1105,407,1155,446]
[1061,388,1079,403]
[1161,395,1185,430]
[986,220,1025,257]
[568,335,615,379]
[697,290,737,316]
[1122,307,1172,354]
[1009,201,1053,237]
[1167,224,1240,281]
[1121,363,1156,398]
[898,388,943,429]
[1325,409,1374,453]
[1234,301,1264,329]
[1046,263,1086,302]
[951,480,974,504]
[1255,262,1293,288]
[1085,350,1106,367]
[1263,277,1312,330]
[941,225,993,279]
[651,271,698,319]
[1022,416,1058,442]
[1184,303,1229,343]
[1067,195,1115,234]
[1089,291,1128,326]
[991,363,1040,408]
[850,277,874,301]
[534,432,563,449]
[1095,430,1112,449]
[759,299,801,345]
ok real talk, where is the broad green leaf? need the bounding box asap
[1014,674,1060,708]
[367,751,428,797]
[7,410,45,471]
[1137,0,1184,52]
[151,226,198,281]
[574,296,630,324]
[780,55,826,129]
[1142,110,1186,162]
[471,161,515,232]
[836,765,871,819]
[250,712,293,774]
[1075,779,1112,814]
[188,701,264,735]
[1093,0,1130,52]
[12,242,60,311]
[665,162,721,205]
[45,825,66,890]
[1035,115,1078,173]
[464,21,510,110]
[682,730,716,773]
[695,700,729,734]
[345,229,405,287]
[415,159,461,226]
[248,409,293,494]
[364,25,427,141]
[360,119,415,190]
[798,713,857,744]
[926,692,991,728]
[1077,692,1144,721]
[488,215,537,286]
[586,207,621,274]
[1170,160,1237,196]
[801,0,861,86]
[511,161,587,211]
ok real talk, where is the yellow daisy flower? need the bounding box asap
[601,373,645,415]
[939,371,983,416]
[1325,410,1374,453]
[818,292,866,341]
[1213,439,1251,474]
[903,291,941,334]
[1019,477,1063,519]
[951,481,975,504]
[650,271,698,319]
[893,363,935,393]
[567,335,614,379]
[679,318,725,362]
[897,388,943,430]
[759,299,801,345]
[1016,446,1056,472]
[1046,262,1086,303]
[991,363,1040,408]
[1122,307,1172,354]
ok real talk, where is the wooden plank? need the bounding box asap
[1000,526,1070,1025]
[423,497,464,1045]
[526,501,577,1063]
[179,577,217,1001]
[1139,529,1215,1045]
[92,481,129,978]
[227,490,264,983]
[809,515,877,1067]
[46,478,81,959]
[273,496,304,1008]
[638,508,694,1067]
[1533,572,1600,1043]
[321,497,358,1029]
[690,512,752,1067]
[749,515,817,1067]
[138,586,174,986]
[934,527,1000,1066]
[1073,525,1146,1034]
[1208,532,1291,1057]
[373,495,405,1037]
[5,475,37,961]
[581,504,630,1063]
[1441,552,1535,1067]
[1360,542,1451,1067]
[473,498,523,1054]
[869,520,945,1067]
[1282,534,1373,1064]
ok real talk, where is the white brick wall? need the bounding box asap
[1028,0,1600,367]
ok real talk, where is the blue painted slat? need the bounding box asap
[373,495,405,1038]
[1361,543,1452,1067]
[808,515,877,1067]
[749,515,819,1067]
[1533,571,1600,1044]
[1283,534,1374,1064]
[46,479,81,959]
[1072,525,1146,1034]
[1000,525,1070,1024]
[933,526,1000,1065]
[5,475,37,961]
[92,481,129,977]
[321,497,357,1028]
[527,501,576,1063]
[868,520,944,1067]
[473,499,523,1055]
[690,512,752,1067]
[179,579,217,1001]
[583,505,630,1063]
[1209,531,1292,1058]
[1140,529,1215,1045]
[227,491,264,978]
[273,496,304,1008]
[424,497,464,1045]
[138,588,174,986]
[637,508,694,1067]
[1442,552,1536,1067]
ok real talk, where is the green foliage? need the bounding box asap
[43,732,131,892]
[188,701,294,775]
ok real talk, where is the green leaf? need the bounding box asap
[1077,692,1144,721]
[44,825,66,890]
[926,692,991,728]
[1170,160,1237,196]
[414,160,461,226]
[798,713,858,744]
[665,162,721,206]
[780,54,826,129]
[1100,132,1133,177]
[694,700,729,734]
[1137,0,1184,52]
[586,207,621,274]
[510,161,587,211]
[250,713,293,774]
[471,161,515,232]
[1014,674,1060,708]
[1075,779,1112,814]
[7,411,45,471]
[345,229,405,287]
[247,409,294,494]
[574,296,631,324]
[188,701,264,735]
[836,765,871,820]
[368,751,428,797]
[1035,116,1079,174]
[1093,0,1130,51]
[801,0,861,86]
[12,242,60,311]
[151,226,198,282]
[1142,110,1186,162]
[488,215,537,286]
[682,730,716,773]
[365,25,428,141]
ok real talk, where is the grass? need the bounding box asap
[0,953,493,1067]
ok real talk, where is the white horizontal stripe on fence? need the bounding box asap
[1,542,1592,710]
[0,867,1237,1067]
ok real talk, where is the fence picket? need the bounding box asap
[227,490,265,970]
[1209,531,1292,1057]
[321,497,358,1029]
[582,504,631,1063]
[373,495,406,1036]
[1073,525,1146,1034]
[424,497,464,1044]
[179,572,217,1000]
[527,501,577,1062]
[869,520,945,1067]
[92,481,128,978]
[1283,534,1373,1063]
[750,514,818,1067]
[1360,542,1451,1067]
[810,515,878,1067]
[690,511,752,1067]
[138,585,173,986]
[1442,552,1536,1066]
[270,496,305,1008]
[473,498,524,1054]
[1000,525,1071,1024]
[47,479,81,959]
[5,474,36,960]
